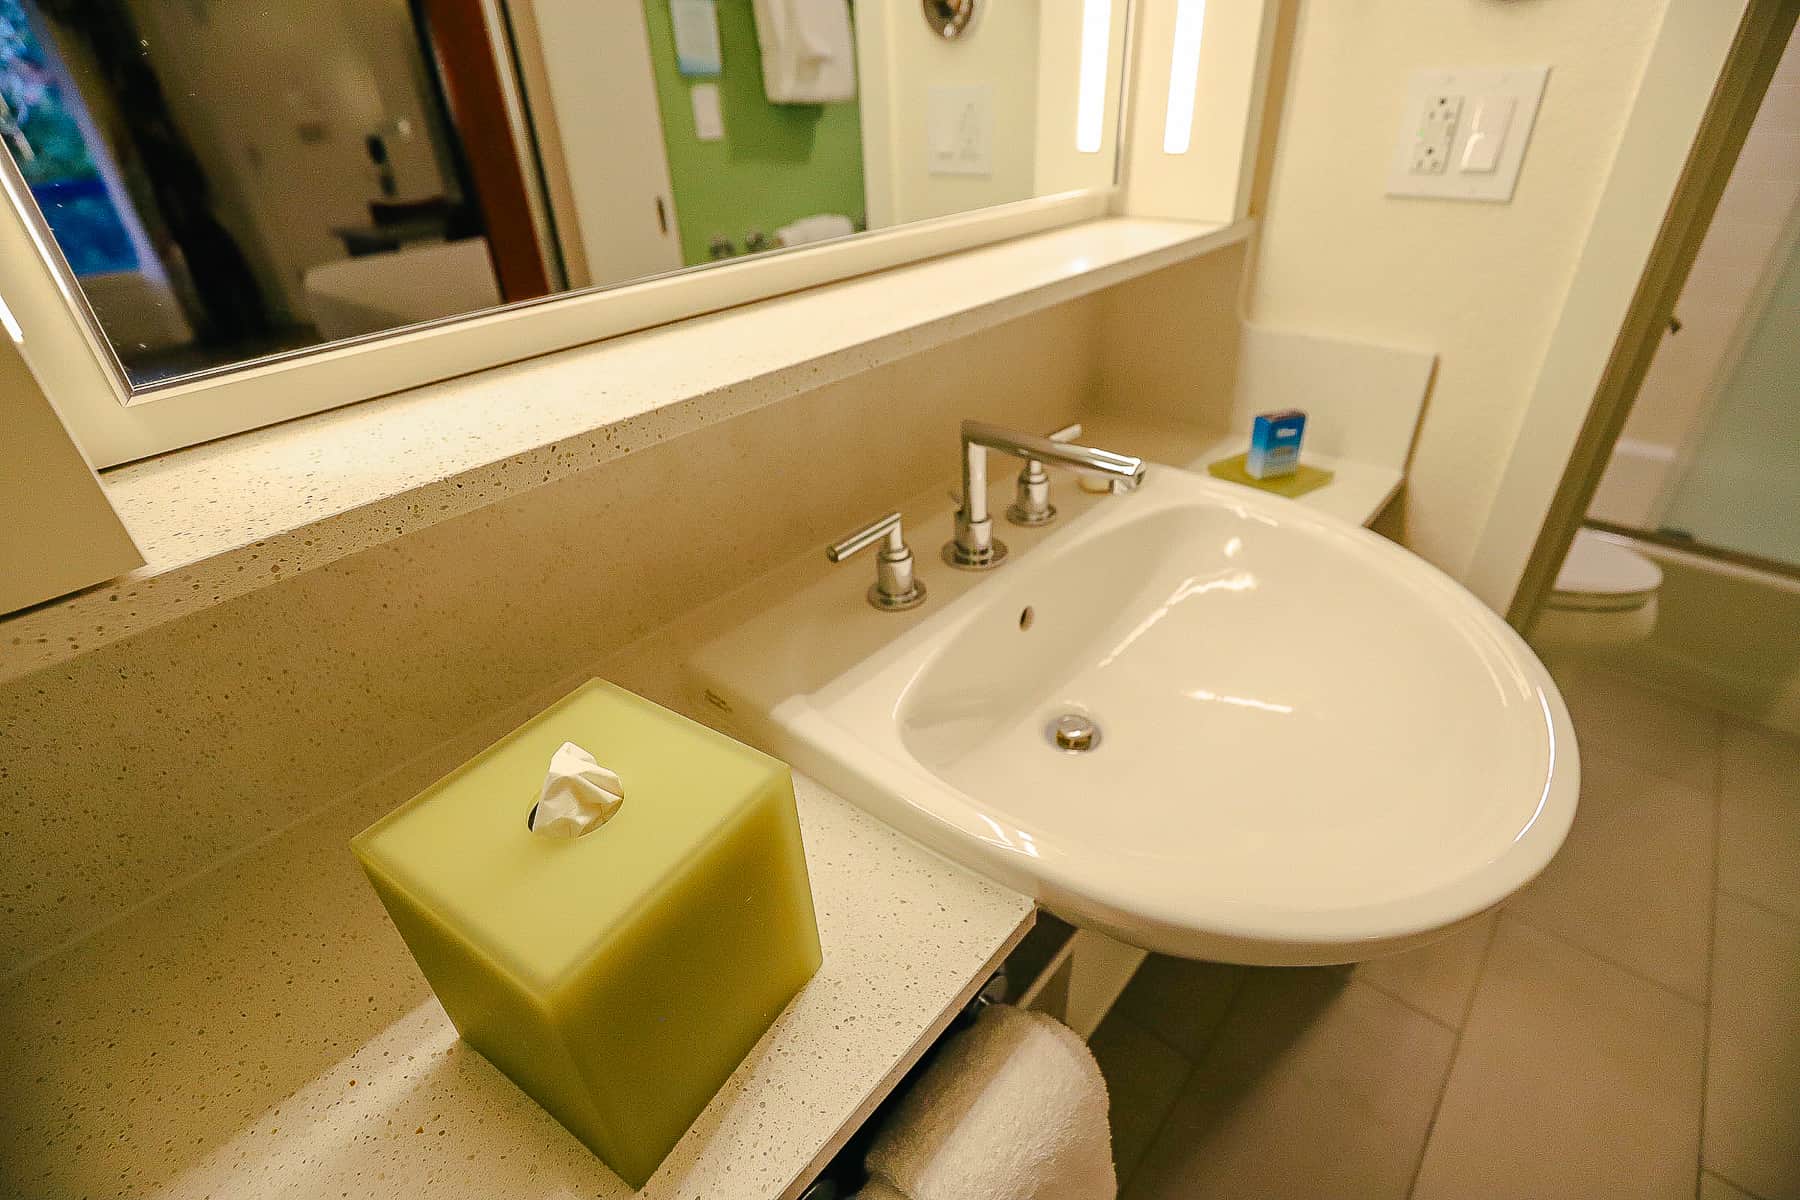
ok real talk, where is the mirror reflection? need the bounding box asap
[0,0,1122,388]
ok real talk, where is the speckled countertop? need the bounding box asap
[0,770,1034,1199]
[0,218,1250,684]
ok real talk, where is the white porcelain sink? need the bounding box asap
[691,464,1578,964]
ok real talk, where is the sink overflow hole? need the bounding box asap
[1019,606,1035,631]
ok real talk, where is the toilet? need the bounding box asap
[1534,528,1663,648]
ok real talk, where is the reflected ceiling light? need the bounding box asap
[1186,688,1295,715]
[1163,0,1206,154]
[1076,0,1112,153]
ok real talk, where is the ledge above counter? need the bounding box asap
[0,217,1252,685]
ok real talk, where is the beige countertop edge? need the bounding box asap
[0,217,1251,684]
[0,763,1036,1200]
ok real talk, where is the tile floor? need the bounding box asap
[1093,658,1800,1200]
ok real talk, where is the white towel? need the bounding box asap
[777,213,856,247]
[751,0,857,104]
[857,1005,1116,1200]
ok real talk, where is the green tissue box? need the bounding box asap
[351,679,822,1186]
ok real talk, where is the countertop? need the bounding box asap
[0,416,1400,1198]
[0,766,1034,1199]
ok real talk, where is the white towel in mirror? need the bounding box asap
[751,0,857,104]
[777,213,857,246]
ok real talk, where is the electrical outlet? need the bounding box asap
[1389,66,1549,201]
[1410,94,1463,175]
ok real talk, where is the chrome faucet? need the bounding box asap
[827,510,927,611]
[946,420,1146,569]
[1007,422,1085,527]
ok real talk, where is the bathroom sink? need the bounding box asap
[690,465,1578,964]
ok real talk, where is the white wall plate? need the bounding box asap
[1387,66,1550,203]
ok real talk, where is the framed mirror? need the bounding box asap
[0,0,1132,463]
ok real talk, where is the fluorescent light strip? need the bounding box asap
[0,292,22,345]
[1075,0,1112,153]
[1163,0,1206,154]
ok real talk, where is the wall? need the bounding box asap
[642,0,866,266]
[855,0,1040,227]
[0,292,1112,978]
[1092,243,1249,427]
[1248,0,1673,580]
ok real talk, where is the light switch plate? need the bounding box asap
[690,83,724,142]
[927,85,994,177]
[1387,66,1549,202]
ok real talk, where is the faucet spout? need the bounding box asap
[963,420,1146,489]
[948,420,1146,569]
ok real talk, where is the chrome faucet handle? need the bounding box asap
[827,511,927,612]
[1007,422,1084,527]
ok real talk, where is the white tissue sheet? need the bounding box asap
[861,1005,1117,1200]
[531,741,624,839]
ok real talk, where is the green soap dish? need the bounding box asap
[1207,452,1335,499]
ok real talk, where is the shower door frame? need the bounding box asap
[1470,0,1800,632]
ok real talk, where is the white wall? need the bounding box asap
[856,1,1043,227]
[1249,0,1674,580]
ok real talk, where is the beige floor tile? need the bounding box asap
[1354,910,1497,1028]
[1505,748,1716,1000]
[1700,1171,1761,1200]
[1412,917,1704,1200]
[1110,954,1244,1060]
[1125,970,1455,1200]
[1718,722,1800,923]
[1551,661,1723,791]
[1704,895,1800,1200]
[1090,1013,1194,1189]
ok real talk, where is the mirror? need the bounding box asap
[0,0,1126,390]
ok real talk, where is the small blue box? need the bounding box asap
[1246,409,1306,480]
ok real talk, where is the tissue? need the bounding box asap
[531,741,624,838]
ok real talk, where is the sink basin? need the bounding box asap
[691,464,1578,964]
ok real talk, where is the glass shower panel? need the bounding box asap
[1660,232,1800,570]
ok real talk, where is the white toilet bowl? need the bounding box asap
[1535,528,1663,648]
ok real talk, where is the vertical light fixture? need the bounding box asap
[1075,0,1112,153]
[1163,0,1206,154]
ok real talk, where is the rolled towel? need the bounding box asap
[859,1005,1116,1200]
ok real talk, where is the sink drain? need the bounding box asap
[1046,713,1101,753]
